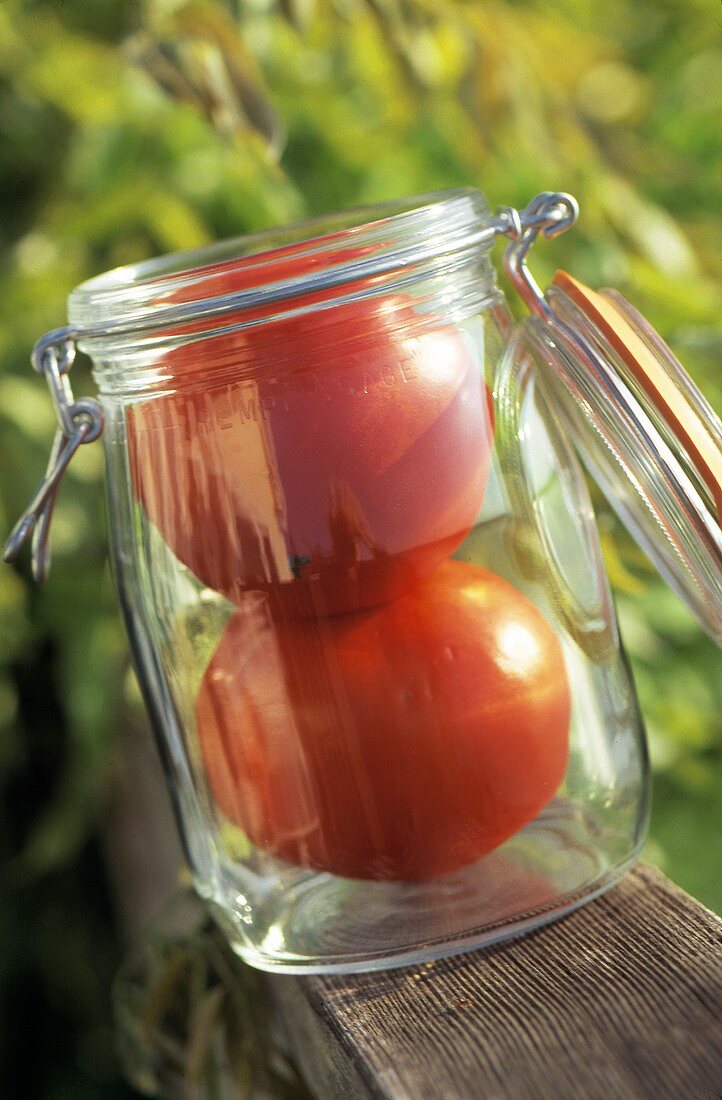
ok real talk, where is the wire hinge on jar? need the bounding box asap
[2,191,578,582]
[2,332,104,582]
[495,191,579,319]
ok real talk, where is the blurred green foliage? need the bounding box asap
[1,0,720,1095]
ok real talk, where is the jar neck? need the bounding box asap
[68,188,500,396]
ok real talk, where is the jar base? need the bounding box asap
[231,858,637,975]
[208,798,646,975]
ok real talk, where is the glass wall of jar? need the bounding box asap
[70,190,649,973]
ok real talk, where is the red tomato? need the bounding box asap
[197,561,571,880]
[127,288,493,616]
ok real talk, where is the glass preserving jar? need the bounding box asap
[6,189,721,974]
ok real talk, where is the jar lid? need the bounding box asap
[520,272,722,644]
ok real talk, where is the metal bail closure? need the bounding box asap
[504,233,722,644]
[3,331,104,582]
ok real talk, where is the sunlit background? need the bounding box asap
[1,0,720,1096]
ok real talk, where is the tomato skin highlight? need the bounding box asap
[127,293,493,615]
[197,561,571,881]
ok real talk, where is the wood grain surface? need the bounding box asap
[270,864,722,1100]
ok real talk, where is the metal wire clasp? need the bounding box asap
[3,330,104,582]
[497,191,579,317]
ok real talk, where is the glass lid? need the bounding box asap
[521,271,722,645]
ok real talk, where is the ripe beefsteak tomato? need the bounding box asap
[127,249,493,616]
[197,561,571,881]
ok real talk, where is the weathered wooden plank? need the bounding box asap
[271,865,722,1100]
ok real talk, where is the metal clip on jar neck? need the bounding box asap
[2,191,578,582]
[3,338,104,582]
[499,191,580,319]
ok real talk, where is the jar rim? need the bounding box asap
[68,187,492,336]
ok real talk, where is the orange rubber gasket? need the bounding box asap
[552,270,722,523]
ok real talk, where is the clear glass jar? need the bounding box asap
[31,190,657,972]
